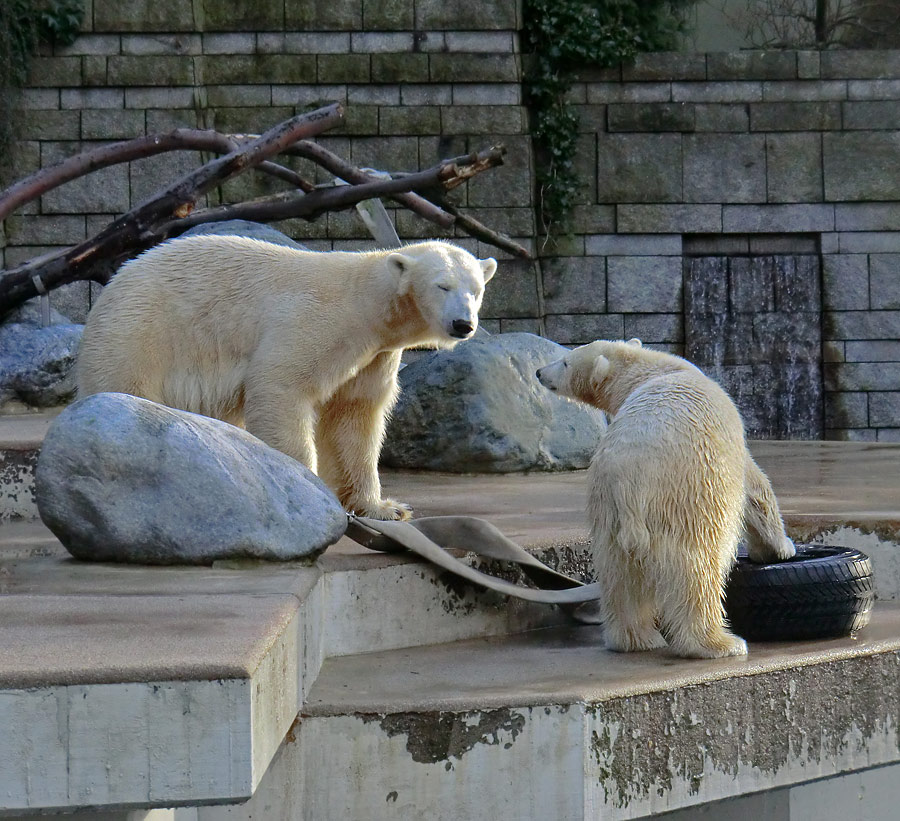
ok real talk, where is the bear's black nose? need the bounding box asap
[535,368,542,379]
[451,319,474,337]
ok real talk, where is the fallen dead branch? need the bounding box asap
[0,104,530,317]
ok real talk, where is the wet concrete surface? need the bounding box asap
[305,603,900,714]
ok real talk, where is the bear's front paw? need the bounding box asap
[674,632,748,659]
[775,536,796,561]
[746,533,797,563]
[357,498,413,521]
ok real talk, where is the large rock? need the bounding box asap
[180,219,307,248]
[0,320,82,408]
[35,393,347,564]
[383,333,607,472]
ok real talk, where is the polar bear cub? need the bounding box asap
[77,235,496,520]
[536,339,795,658]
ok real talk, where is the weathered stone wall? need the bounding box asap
[1,0,537,331]
[3,3,900,440]
[551,50,900,442]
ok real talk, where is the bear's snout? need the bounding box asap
[536,367,556,390]
[451,319,475,338]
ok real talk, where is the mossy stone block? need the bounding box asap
[107,55,195,86]
[429,54,520,83]
[332,106,379,135]
[94,0,194,31]
[371,54,429,84]
[317,54,371,84]
[379,106,441,135]
[286,0,363,30]
[440,106,524,135]
[202,55,316,85]
[363,0,414,29]
[18,110,81,141]
[27,57,82,88]
[199,0,284,31]
[415,0,518,30]
[209,106,295,134]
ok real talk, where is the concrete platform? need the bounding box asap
[1,414,899,818]
[270,607,900,821]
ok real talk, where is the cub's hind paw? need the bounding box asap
[603,625,668,653]
[674,633,748,659]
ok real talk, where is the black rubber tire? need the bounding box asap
[725,545,875,641]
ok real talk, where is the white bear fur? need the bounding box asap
[536,339,795,659]
[77,235,496,520]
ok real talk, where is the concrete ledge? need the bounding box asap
[242,607,900,821]
[0,527,567,813]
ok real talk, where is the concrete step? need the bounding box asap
[210,605,900,821]
[0,518,573,816]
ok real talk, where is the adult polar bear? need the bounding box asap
[537,339,795,659]
[77,235,496,520]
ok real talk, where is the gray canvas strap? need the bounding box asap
[346,514,603,623]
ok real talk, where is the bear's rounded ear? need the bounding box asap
[591,355,610,387]
[387,252,414,293]
[626,337,642,347]
[480,257,497,283]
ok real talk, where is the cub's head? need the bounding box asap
[535,338,643,408]
[387,241,497,343]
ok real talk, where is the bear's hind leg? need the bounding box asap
[596,542,666,653]
[657,539,747,659]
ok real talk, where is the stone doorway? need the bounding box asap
[684,253,823,439]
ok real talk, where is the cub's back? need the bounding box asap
[601,368,745,458]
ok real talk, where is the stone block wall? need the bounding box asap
[1,0,538,330]
[2,2,900,439]
[553,50,900,441]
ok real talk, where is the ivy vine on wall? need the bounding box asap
[0,1,84,173]
[522,0,695,243]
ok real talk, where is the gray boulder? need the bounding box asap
[35,393,347,564]
[180,219,307,248]
[5,300,73,327]
[0,321,82,408]
[383,333,607,472]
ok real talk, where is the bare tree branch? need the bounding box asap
[1,106,531,317]
[0,128,318,223]
[154,162,532,260]
[0,104,343,314]
[154,152,513,236]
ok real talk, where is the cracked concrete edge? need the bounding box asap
[586,651,900,819]
[787,515,900,553]
[0,678,253,814]
[320,556,569,659]
[204,657,900,821]
[805,525,900,601]
[0,448,38,521]
[0,543,580,813]
[0,594,304,813]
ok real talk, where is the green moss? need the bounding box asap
[522,0,696,241]
[1,0,84,178]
